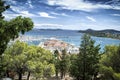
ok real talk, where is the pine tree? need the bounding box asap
[60,49,70,79]
[80,34,100,80]
[99,45,120,80]
[54,50,60,78]
[70,34,100,80]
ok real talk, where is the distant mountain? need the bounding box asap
[32,28,78,32]
[78,29,120,34]
[78,29,120,39]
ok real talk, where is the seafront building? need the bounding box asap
[38,39,79,54]
[15,35,79,54]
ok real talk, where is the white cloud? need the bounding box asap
[5,0,17,5]
[35,23,63,27]
[10,6,22,13]
[34,23,78,30]
[105,0,120,6]
[51,12,59,15]
[10,6,36,17]
[47,0,120,11]
[111,14,120,17]
[34,22,120,30]
[38,12,56,18]
[26,0,33,8]
[35,23,64,29]
[3,10,37,20]
[3,13,19,20]
[20,11,36,17]
[86,16,96,22]
[51,12,69,17]
[61,13,69,16]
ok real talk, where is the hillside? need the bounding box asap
[78,29,120,39]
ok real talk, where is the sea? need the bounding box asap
[21,29,120,52]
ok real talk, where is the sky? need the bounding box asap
[3,0,120,30]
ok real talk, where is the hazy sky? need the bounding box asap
[4,0,120,30]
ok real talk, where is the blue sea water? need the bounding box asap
[23,29,120,51]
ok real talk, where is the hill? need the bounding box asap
[78,29,120,39]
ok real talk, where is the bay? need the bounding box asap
[22,29,120,51]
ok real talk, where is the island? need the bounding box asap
[78,29,120,39]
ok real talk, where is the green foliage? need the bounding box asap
[59,49,70,79]
[113,73,120,80]
[0,0,10,19]
[70,34,100,80]
[0,0,34,55]
[43,62,55,78]
[53,49,70,79]
[69,54,79,79]
[53,50,60,77]
[99,45,120,80]
[3,41,55,80]
[0,16,34,55]
[0,0,33,77]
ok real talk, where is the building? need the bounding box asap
[38,39,79,54]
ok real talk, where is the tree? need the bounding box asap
[0,0,34,55]
[53,50,60,78]
[0,0,33,77]
[99,45,120,80]
[0,0,10,19]
[3,41,55,80]
[69,54,79,79]
[32,47,55,80]
[70,34,100,80]
[0,16,34,55]
[3,41,29,80]
[59,49,70,79]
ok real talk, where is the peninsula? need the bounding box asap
[78,29,120,39]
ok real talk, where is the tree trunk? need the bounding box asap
[76,76,81,80]
[61,71,64,79]
[62,72,65,79]
[36,77,38,80]
[56,70,58,78]
[27,71,31,80]
[0,55,4,77]
[6,70,10,77]
[18,72,22,80]
[83,49,86,80]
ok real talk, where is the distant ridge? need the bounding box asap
[78,29,120,39]
[32,28,78,31]
[78,29,120,34]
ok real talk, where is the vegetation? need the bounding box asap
[53,49,70,79]
[53,50,60,78]
[0,0,33,77]
[3,41,55,80]
[78,29,120,40]
[99,45,120,80]
[1,33,120,80]
[70,34,100,80]
[0,0,34,55]
[0,1,120,79]
[59,49,70,79]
